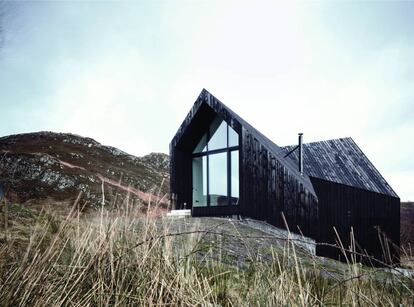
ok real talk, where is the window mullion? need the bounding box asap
[227,149,231,206]
[227,123,229,148]
[206,128,210,207]
[227,124,230,206]
[207,154,210,207]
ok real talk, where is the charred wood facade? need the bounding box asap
[170,89,400,264]
[312,178,400,264]
[239,129,318,237]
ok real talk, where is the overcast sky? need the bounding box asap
[0,1,413,200]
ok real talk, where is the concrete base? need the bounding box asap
[166,209,191,218]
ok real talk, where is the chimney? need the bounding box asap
[298,133,303,175]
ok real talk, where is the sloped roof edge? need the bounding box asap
[282,137,398,197]
[171,89,317,195]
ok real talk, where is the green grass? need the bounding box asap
[0,201,413,306]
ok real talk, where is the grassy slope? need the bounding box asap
[1,202,413,306]
[1,132,413,305]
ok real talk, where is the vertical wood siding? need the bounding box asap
[240,127,318,237]
[170,89,318,238]
[312,177,400,264]
[170,89,399,264]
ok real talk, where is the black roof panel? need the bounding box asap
[282,138,398,197]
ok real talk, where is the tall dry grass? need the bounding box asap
[0,197,413,306]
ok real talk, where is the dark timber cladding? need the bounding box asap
[170,89,319,238]
[170,89,400,264]
[311,178,400,264]
[282,139,400,264]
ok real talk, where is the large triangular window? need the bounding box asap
[192,115,239,207]
[193,116,239,153]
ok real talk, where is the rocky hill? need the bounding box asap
[401,202,414,250]
[1,131,413,249]
[0,132,170,209]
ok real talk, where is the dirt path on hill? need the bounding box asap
[96,174,168,205]
[54,157,169,206]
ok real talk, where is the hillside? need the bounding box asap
[0,132,413,305]
[401,202,414,250]
[1,202,413,306]
[0,132,169,209]
[1,131,413,251]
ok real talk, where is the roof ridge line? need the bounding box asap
[281,137,353,148]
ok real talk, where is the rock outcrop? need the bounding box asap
[0,131,170,208]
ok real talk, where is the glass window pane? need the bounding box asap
[208,117,227,151]
[228,125,239,147]
[192,156,207,207]
[193,133,208,153]
[209,152,228,206]
[231,150,239,205]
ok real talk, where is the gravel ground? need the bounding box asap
[157,217,414,283]
[158,217,341,271]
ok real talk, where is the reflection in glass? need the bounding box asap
[231,151,239,205]
[208,118,227,151]
[192,115,240,207]
[229,125,239,147]
[192,156,207,207]
[208,152,228,206]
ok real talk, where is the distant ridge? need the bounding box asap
[0,131,170,208]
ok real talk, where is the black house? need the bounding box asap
[170,89,400,264]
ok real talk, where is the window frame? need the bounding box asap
[192,120,240,207]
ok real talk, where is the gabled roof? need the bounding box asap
[282,138,398,197]
[171,89,316,195]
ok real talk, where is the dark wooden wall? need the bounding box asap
[312,177,400,264]
[240,128,318,238]
[170,90,400,265]
[170,91,319,239]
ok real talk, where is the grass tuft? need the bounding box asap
[0,198,413,306]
